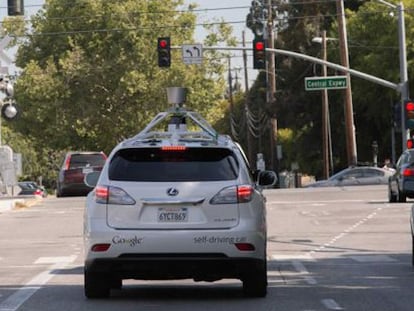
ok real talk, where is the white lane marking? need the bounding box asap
[268,199,383,205]
[34,256,76,264]
[271,254,314,261]
[292,260,317,285]
[308,206,383,256]
[321,298,343,310]
[0,256,77,311]
[349,254,397,263]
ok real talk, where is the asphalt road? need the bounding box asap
[0,185,412,311]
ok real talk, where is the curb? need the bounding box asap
[0,196,42,212]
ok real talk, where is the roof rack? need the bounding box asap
[129,106,222,145]
[126,87,230,146]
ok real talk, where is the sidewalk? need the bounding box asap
[0,196,42,212]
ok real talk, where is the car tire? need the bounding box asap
[84,269,111,299]
[388,185,397,203]
[397,187,407,203]
[242,260,267,298]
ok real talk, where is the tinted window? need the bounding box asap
[109,147,239,182]
[69,154,106,169]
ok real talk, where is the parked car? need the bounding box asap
[83,105,277,298]
[18,181,47,197]
[56,151,106,197]
[388,148,414,202]
[305,166,394,188]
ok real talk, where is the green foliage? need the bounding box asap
[6,0,232,185]
[5,0,414,184]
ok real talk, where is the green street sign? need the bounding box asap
[305,76,348,91]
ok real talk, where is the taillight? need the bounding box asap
[91,244,111,252]
[161,146,187,151]
[64,155,71,170]
[95,185,109,203]
[237,185,253,203]
[34,189,42,196]
[403,168,414,177]
[235,243,256,251]
[210,185,254,204]
[95,185,135,205]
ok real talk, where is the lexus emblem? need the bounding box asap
[167,188,179,196]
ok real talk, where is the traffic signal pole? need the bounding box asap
[267,0,276,171]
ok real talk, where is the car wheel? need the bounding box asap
[84,269,111,299]
[242,260,267,298]
[397,187,407,203]
[388,184,397,203]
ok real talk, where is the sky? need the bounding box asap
[0,0,257,85]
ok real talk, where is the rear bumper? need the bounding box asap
[60,182,92,195]
[85,255,265,281]
[403,179,414,197]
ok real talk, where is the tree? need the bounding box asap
[6,0,235,183]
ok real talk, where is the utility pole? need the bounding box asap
[227,56,235,139]
[267,0,276,171]
[336,0,357,166]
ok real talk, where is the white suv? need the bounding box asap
[83,92,276,298]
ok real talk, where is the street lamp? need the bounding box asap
[312,32,334,178]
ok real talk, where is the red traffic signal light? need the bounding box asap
[253,38,266,69]
[157,37,171,68]
[405,99,414,130]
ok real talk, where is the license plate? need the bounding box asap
[158,208,188,222]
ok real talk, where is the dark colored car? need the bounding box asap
[18,181,47,197]
[388,148,414,202]
[56,151,106,197]
[305,166,394,188]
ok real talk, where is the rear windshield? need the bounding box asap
[108,147,239,182]
[69,154,106,169]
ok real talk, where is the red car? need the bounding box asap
[56,151,106,197]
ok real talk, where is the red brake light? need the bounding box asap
[64,155,71,170]
[237,185,253,203]
[161,146,187,151]
[403,168,414,177]
[95,185,109,203]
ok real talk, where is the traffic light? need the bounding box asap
[1,102,18,120]
[157,37,171,68]
[253,37,266,69]
[405,99,414,130]
[8,0,24,16]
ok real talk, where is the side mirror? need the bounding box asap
[84,171,101,188]
[257,170,278,188]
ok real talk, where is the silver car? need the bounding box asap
[83,102,277,298]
